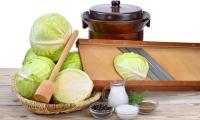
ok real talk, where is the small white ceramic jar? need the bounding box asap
[103,80,129,108]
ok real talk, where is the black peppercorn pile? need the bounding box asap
[91,103,112,113]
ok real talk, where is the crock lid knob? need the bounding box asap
[111,0,120,7]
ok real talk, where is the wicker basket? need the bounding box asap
[12,77,101,114]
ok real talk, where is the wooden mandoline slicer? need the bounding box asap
[77,39,200,91]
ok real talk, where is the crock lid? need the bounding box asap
[89,0,143,21]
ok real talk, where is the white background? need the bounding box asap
[0,0,200,68]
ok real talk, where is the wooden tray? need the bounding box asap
[77,39,200,91]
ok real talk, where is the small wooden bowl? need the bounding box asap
[139,100,158,114]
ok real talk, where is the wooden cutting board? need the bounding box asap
[77,39,200,91]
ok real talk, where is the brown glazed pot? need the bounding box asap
[81,0,151,41]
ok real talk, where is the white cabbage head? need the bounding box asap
[114,53,149,80]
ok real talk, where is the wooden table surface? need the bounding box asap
[1,68,200,120]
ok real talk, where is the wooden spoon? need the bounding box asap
[33,30,79,103]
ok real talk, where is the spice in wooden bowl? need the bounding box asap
[139,100,158,114]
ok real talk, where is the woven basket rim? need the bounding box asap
[11,74,101,109]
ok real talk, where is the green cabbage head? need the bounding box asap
[30,13,72,62]
[22,49,38,65]
[16,56,55,99]
[61,52,82,71]
[114,53,149,80]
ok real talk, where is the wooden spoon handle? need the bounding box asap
[49,30,79,81]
